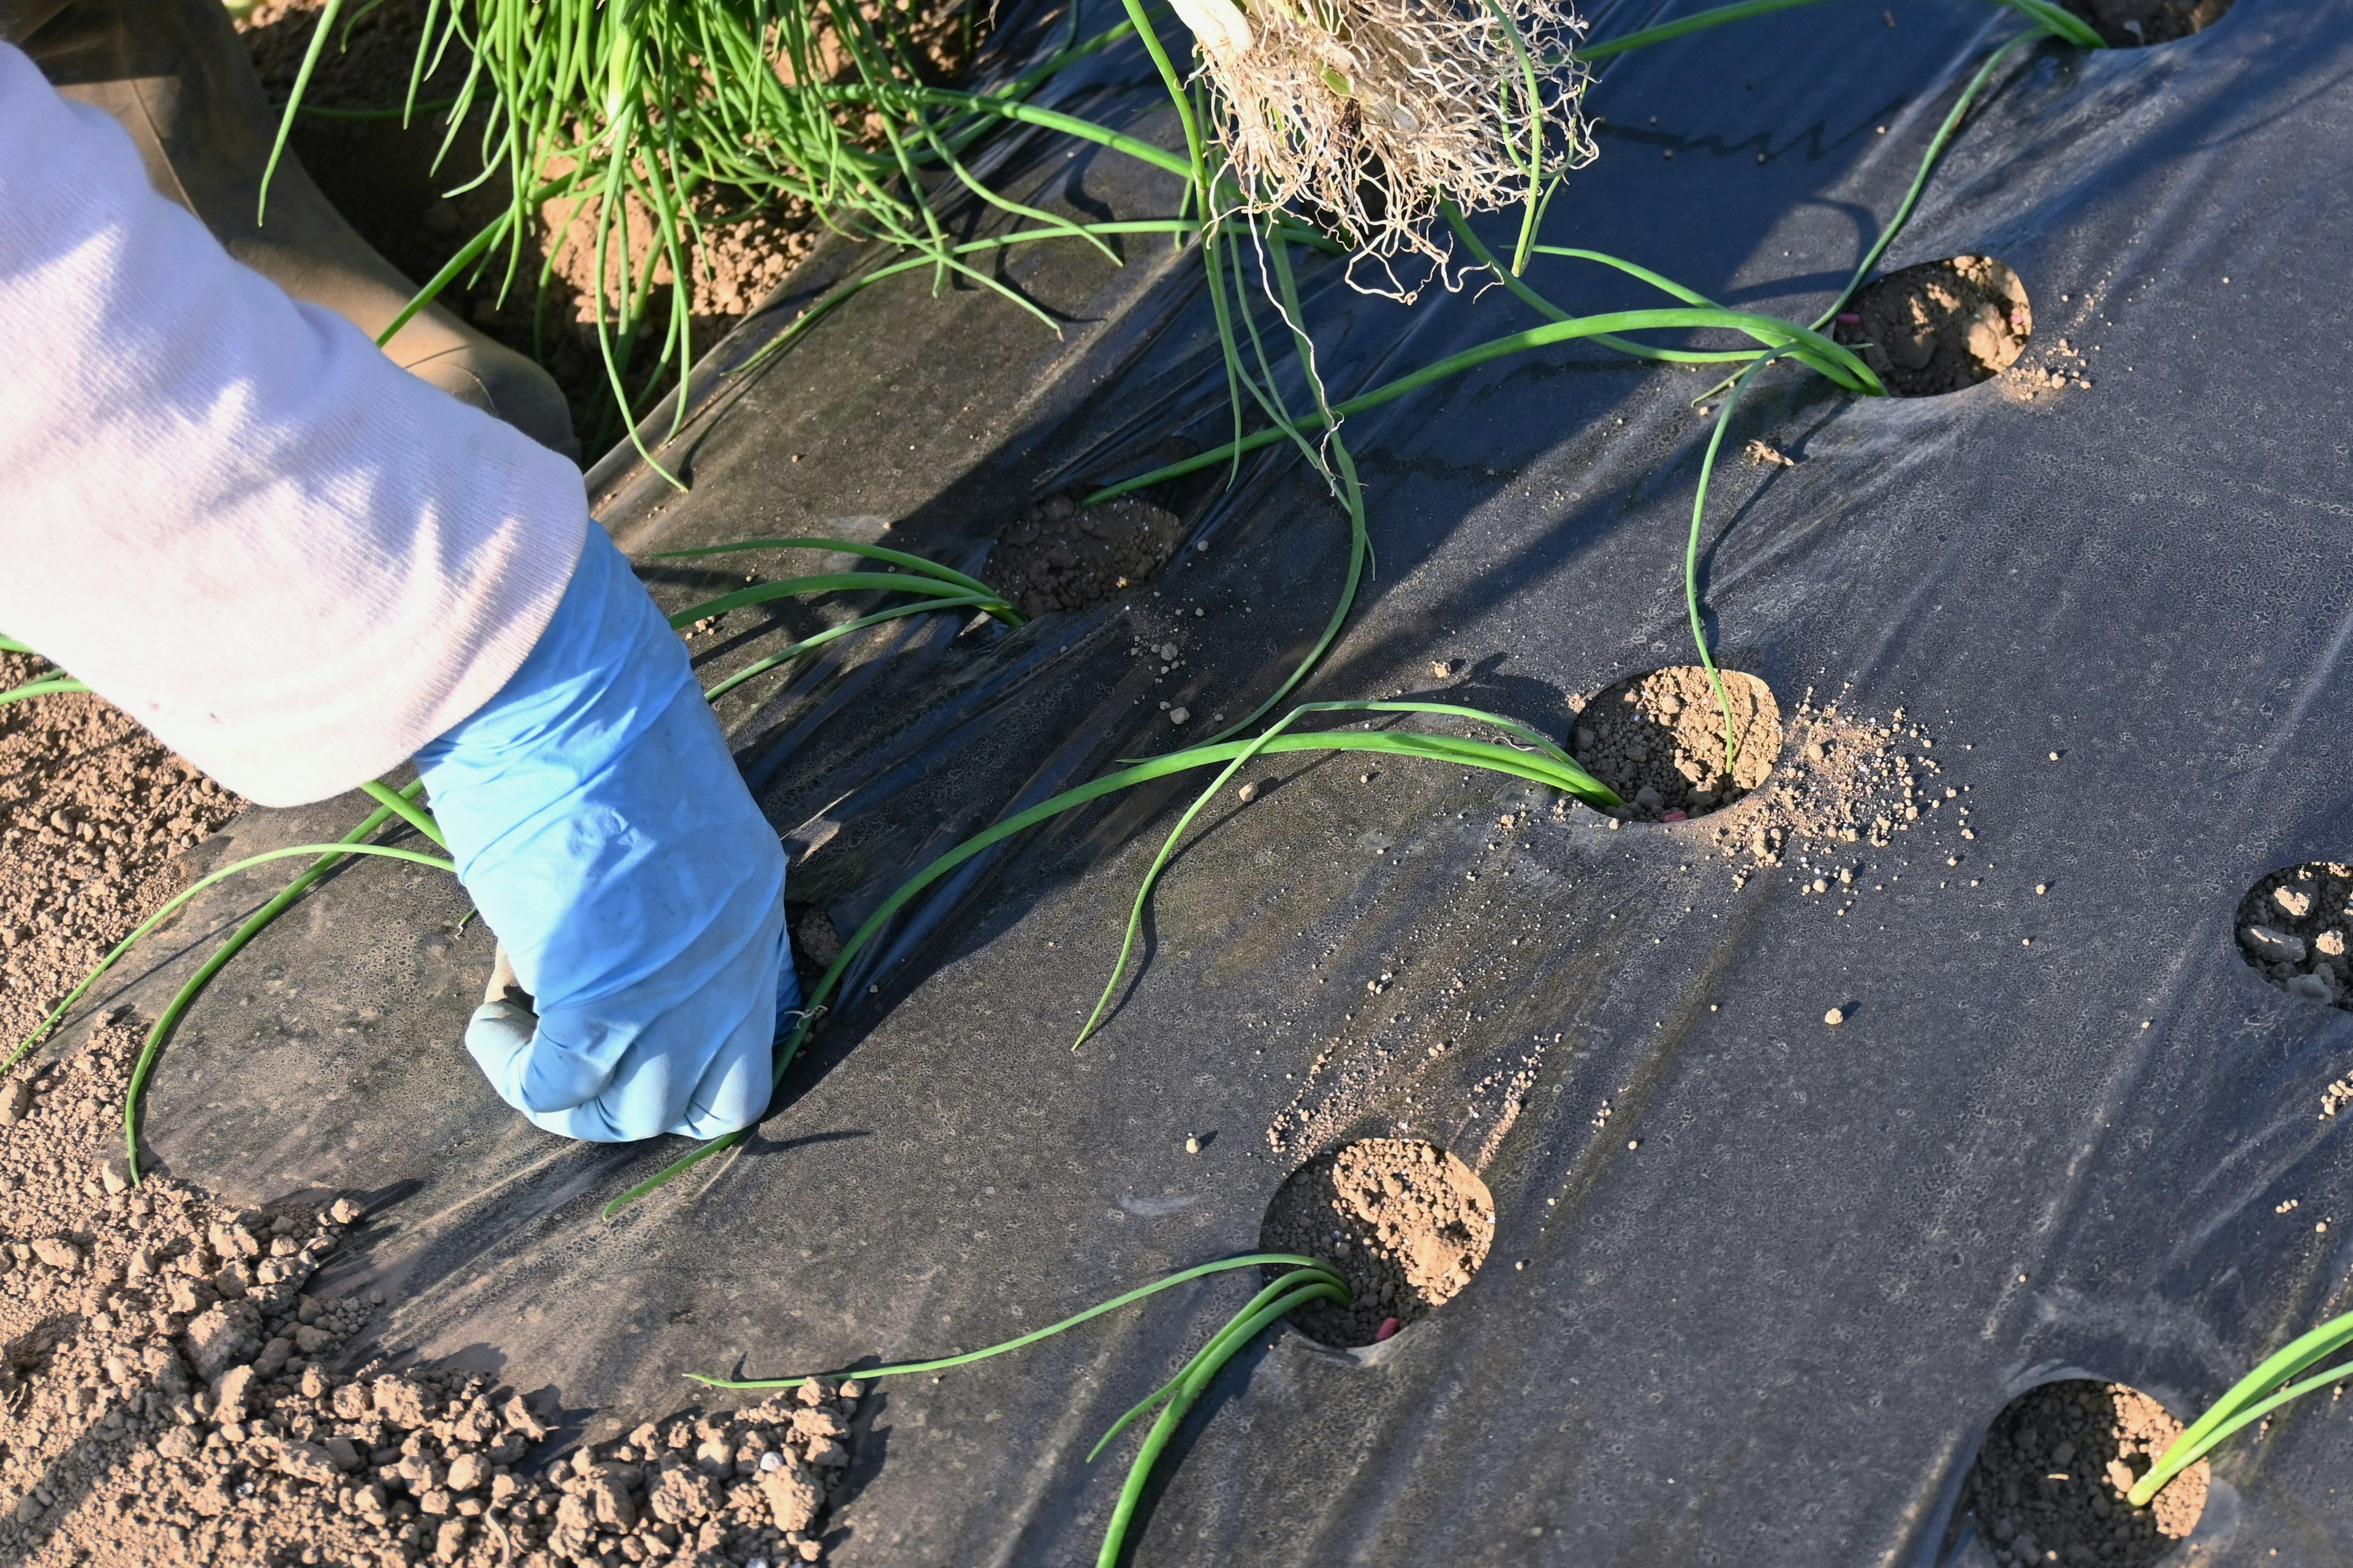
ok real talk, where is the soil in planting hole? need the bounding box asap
[2062,0,2232,46]
[2234,861,2353,1010]
[1571,665,1780,822]
[1256,1138,1495,1347]
[1834,256,2032,397]
[1960,1379,2207,1567]
[984,492,1186,616]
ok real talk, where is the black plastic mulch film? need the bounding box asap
[74,0,2353,1561]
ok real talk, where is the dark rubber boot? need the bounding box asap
[21,0,580,461]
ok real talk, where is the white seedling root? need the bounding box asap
[1174,0,1596,288]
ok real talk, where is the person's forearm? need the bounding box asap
[0,42,585,806]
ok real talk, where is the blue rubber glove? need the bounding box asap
[415,523,798,1142]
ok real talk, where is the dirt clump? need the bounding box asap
[1257,1138,1493,1347]
[985,494,1186,617]
[0,654,244,1047]
[1835,256,2031,397]
[1570,665,1779,822]
[1960,1379,2207,1568]
[2235,861,2353,1010]
[2062,0,2232,46]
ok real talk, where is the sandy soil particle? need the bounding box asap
[1960,1379,2206,1568]
[0,656,245,1048]
[1257,1138,1493,1347]
[1835,257,2031,397]
[1569,666,1780,822]
[2062,0,2232,46]
[984,494,1185,617]
[2002,336,2096,403]
[2237,862,2353,1012]
[1697,692,1954,886]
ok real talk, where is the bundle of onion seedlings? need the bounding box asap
[268,0,1116,455]
[1165,0,1595,287]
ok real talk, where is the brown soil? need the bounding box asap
[0,654,244,1047]
[2234,862,2353,1010]
[234,0,840,446]
[983,493,1188,618]
[1959,1379,2207,1568]
[0,1023,860,1568]
[1256,1138,1494,1348]
[1834,256,2033,398]
[2062,0,2232,46]
[1569,665,1780,823]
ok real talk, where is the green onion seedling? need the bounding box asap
[2129,1308,2353,1508]
[610,697,1618,1213]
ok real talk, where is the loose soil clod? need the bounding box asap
[984,494,1185,617]
[2061,0,2232,47]
[1257,1138,1493,1348]
[2234,862,2353,1011]
[1835,257,2032,397]
[1570,666,1780,822]
[1958,1379,2207,1568]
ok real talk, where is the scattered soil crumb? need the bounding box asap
[2062,0,2232,46]
[1257,1138,1493,1347]
[1835,256,2031,397]
[985,493,1184,617]
[2239,862,2353,1017]
[1960,1379,2207,1568]
[2001,335,2096,403]
[1703,691,1952,879]
[1744,439,1797,468]
[0,654,244,1046]
[1571,666,1779,822]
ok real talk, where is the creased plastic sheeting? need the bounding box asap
[74,0,2353,1563]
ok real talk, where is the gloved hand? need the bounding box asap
[415,524,798,1142]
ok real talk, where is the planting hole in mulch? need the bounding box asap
[1958,1379,2207,1567]
[2061,0,2232,47]
[2234,861,2353,1009]
[985,493,1186,617]
[1571,665,1781,823]
[1256,1138,1495,1348]
[1834,257,2032,397]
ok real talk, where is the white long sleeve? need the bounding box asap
[0,43,586,806]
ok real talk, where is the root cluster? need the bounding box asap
[1176,0,1596,285]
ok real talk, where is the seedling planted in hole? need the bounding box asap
[5,537,1004,1179]
[2129,1306,2353,1507]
